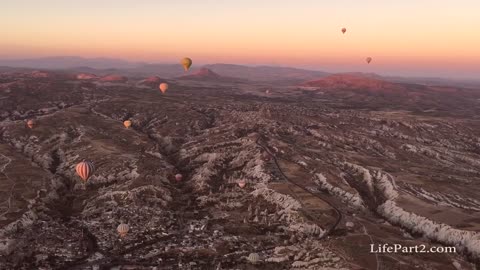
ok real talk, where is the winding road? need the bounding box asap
[255,137,343,238]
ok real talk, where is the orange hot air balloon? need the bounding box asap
[159,83,169,94]
[366,57,372,64]
[27,119,35,129]
[75,160,95,182]
[123,120,132,129]
[341,28,346,34]
[238,180,246,188]
[180,57,192,71]
[117,223,129,237]
[175,174,183,182]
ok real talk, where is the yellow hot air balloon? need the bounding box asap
[117,223,129,237]
[26,119,35,129]
[180,57,192,71]
[366,57,372,64]
[75,160,95,182]
[159,83,169,94]
[123,120,132,129]
[341,28,346,34]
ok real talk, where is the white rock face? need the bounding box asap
[251,186,302,211]
[314,173,365,209]
[378,200,480,259]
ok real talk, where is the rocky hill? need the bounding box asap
[0,70,479,269]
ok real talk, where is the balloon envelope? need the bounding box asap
[248,253,260,264]
[341,28,346,34]
[175,174,183,182]
[159,83,169,94]
[238,180,246,188]
[181,57,192,71]
[366,57,372,64]
[124,120,132,128]
[75,160,95,182]
[27,119,35,129]
[117,223,129,237]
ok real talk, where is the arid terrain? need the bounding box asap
[0,67,479,270]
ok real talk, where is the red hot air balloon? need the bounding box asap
[366,57,372,64]
[175,174,183,182]
[75,160,95,182]
[238,180,246,188]
[341,27,346,34]
[27,119,35,129]
[159,83,169,94]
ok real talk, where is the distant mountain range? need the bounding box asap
[176,67,245,82]
[202,64,329,83]
[301,74,406,93]
[1,56,479,88]
[0,56,330,83]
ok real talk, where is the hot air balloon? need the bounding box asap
[366,57,372,64]
[75,160,95,182]
[26,119,35,129]
[159,83,169,94]
[247,253,260,264]
[262,151,271,161]
[265,89,271,94]
[238,180,246,188]
[341,27,346,34]
[123,120,132,129]
[180,57,192,71]
[117,223,129,237]
[175,173,183,182]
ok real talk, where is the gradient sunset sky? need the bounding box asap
[2,0,479,78]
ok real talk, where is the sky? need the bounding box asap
[1,0,480,78]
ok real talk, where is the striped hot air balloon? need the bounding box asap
[247,253,260,264]
[117,223,129,237]
[27,119,35,129]
[75,160,95,182]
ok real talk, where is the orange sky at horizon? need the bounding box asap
[1,0,479,77]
